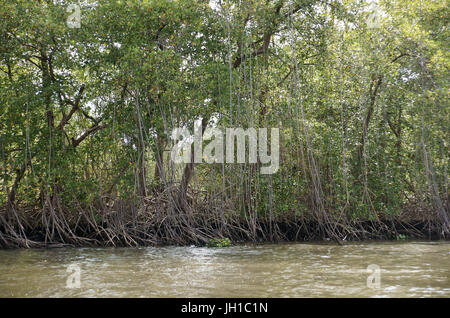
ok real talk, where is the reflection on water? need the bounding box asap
[0,241,448,297]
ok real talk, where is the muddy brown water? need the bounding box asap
[0,241,448,297]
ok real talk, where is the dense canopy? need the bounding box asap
[0,0,448,247]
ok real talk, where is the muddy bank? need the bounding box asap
[0,208,447,248]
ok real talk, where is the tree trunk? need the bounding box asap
[177,118,208,210]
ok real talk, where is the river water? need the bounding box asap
[0,241,448,297]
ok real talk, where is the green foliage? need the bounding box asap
[0,0,448,242]
[396,234,408,241]
[207,238,232,248]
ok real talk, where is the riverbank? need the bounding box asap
[1,202,448,248]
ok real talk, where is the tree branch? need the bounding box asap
[71,122,107,148]
[233,1,287,68]
[57,84,85,129]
